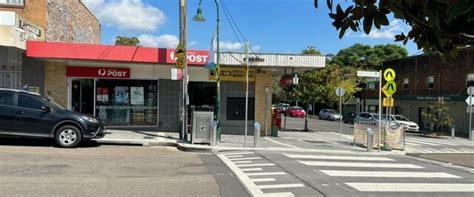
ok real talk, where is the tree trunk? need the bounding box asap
[304,106,309,132]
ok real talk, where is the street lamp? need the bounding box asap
[193,0,221,141]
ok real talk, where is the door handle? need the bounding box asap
[16,111,24,115]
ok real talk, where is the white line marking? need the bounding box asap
[459,148,474,152]
[246,172,287,176]
[424,148,439,153]
[259,192,295,197]
[251,178,276,182]
[320,170,460,178]
[234,161,252,164]
[227,155,244,158]
[223,152,254,156]
[257,184,305,189]
[413,138,458,146]
[237,163,276,167]
[299,161,423,168]
[444,148,460,152]
[405,139,440,146]
[264,137,301,149]
[241,168,262,172]
[345,183,474,192]
[229,157,262,161]
[284,153,394,161]
[405,142,421,146]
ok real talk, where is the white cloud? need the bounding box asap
[138,34,178,48]
[219,41,261,52]
[82,0,166,32]
[189,41,198,47]
[361,19,407,39]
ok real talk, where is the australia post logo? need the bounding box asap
[67,67,130,79]
[97,68,128,78]
[168,49,209,65]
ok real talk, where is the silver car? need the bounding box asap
[319,109,342,121]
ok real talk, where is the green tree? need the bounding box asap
[115,36,140,46]
[302,46,322,55]
[313,0,474,57]
[422,101,454,135]
[331,44,408,70]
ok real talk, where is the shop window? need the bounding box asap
[227,97,254,121]
[0,0,24,6]
[426,75,434,89]
[368,82,376,90]
[0,91,14,105]
[403,78,409,90]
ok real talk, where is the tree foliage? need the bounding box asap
[422,101,454,133]
[331,43,408,70]
[302,46,322,55]
[115,36,140,46]
[314,0,474,57]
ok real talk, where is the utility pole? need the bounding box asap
[179,0,188,141]
[244,41,249,147]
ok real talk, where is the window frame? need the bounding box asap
[426,75,434,90]
[18,93,45,111]
[403,78,409,90]
[0,91,15,106]
[0,0,25,7]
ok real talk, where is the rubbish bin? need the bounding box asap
[191,109,214,144]
[367,128,374,152]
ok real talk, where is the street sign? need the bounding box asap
[466,96,474,106]
[335,87,345,97]
[382,81,397,96]
[357,71,380,78]
[468,86,474,95]
[383,97,394,107]
[175,42,185,69]
[383,68,396,81]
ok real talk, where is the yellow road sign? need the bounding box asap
[382,81,397,95]
[175,42,185,69]
[383,68,396,81]
[383,97,394,107]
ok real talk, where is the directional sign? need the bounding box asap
[335,87,345,97]
[383,68,396,81]
[382,81,397,96]
[383,97,394,107]
[466,96,474,106]
[357,71,380,78]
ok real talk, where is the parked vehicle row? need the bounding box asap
[0,88,105,148]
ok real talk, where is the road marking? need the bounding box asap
[264,137,301,149]
[230,157,262,161]
[405,139,440,146]
[413,138,458,146]
[241,168,262,172]
[424,148,440,153]
[234,161,252,164]
[257,184,305,189]
[251,178,276,182]
[320,170,460,178]
[223,151,254,156]
[237,163,276,167]
[284,153,394,161]
[299,161,423,168]
[444,148,460,152]
[246,172,287,176]
[459,148,474,152]
[259,192,295,197]
[227,155,244,158]
[405,142,420,146]
[345,183,474,192]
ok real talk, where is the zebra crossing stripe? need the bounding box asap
[284,154,394,161]
[223,152,254,156]
[299,161,423,169]
[257,183,305,189]
[405,139,440,146]
[258,192,295,197]
[320,170,460,178]
[413,138,458,146]
[229,157,262,161]
[237,163,276,167]
[251,178,276,182]
[234,161,252,164]
[345,183,474,192]
[459,148,474,153]
[242,168,262,172]
[246,172,287,176]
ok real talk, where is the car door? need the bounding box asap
[0,91,17,133]
[11,93,53,136]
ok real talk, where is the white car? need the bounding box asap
[319,109,342,121]
[389,115,420,132]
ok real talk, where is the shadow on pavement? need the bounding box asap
[0,136,102,148]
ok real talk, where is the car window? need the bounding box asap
[18,94,44,110]
[359,113,368,118]
[0,91,14,106]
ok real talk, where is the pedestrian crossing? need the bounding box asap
[404,137,474,153]
[285,153,474,193]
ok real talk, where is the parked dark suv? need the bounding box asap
[0,88,105,148]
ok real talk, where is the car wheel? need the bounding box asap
[55,125,82,148]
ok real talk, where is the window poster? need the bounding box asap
[115,86,129,104]
[102,88,109,102]
[131,86,144,105]
[96,87,102,102]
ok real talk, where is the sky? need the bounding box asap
[82,0,421,55]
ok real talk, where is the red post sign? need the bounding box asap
[166,49,209,65]
[67,67,130,78]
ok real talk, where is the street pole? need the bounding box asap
[244,41,249,147]
[339,94,342,135]
[378,70,382,151]
[179,0,188,141]
[470,92,472,141]
[215,0,221,142]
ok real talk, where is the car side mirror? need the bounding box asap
[41,106,51,113]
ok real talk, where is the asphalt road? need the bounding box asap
[0,138,247,197]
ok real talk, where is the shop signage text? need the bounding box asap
[67,67,130,79]
[19,19,41,37]
[209,67,255,82]
[167,49,208,65]
[243,56,265,63]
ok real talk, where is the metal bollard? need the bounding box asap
[451,125,455,139]
[367,128,374,152]
[254,122,261,147]
[210,120,218,146]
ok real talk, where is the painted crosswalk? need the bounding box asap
[404,136,474,153]
[286,152,473,193]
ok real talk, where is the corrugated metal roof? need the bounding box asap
[218,52,326,68]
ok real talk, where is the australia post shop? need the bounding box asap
[25,41,325,135]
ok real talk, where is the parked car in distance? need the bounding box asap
[277,103,290,113]
[286,106,306,118]
[389,115,420,132]
[0,88,105,148]
[354,112,399,127]
[318,109,342,121]
[343,112,358,124]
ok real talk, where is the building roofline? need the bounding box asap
[79,0,100,26]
